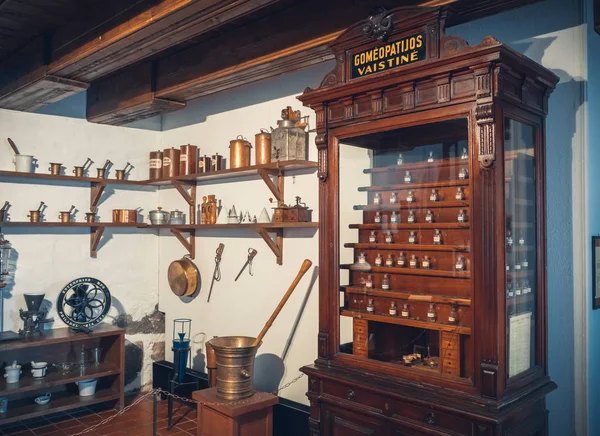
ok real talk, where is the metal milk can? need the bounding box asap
[271,106,308,161]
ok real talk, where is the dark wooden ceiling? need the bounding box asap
[0,0,543,124]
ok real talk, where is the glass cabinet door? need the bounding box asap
[338,118,473,380]
[504,118,537,378]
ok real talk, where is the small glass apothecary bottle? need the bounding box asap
[457,209,466,223]
[385,254,394,267]
[523,279,532,294]
[390,211,399,224]
[397,252,406,267]
[374,211,382,223]
[358,252,367,265]
[427,151,435,163]
[433,229,442,245]
[385,230,393,244]
[461,147,468,160]
[365,274,373,288]
[506,282,514,299]
[408,231,417,244]
[459,168,469,180]
[425,210,434,223]
[406,190,415,203]
[404,171,412,184]
[515,281,523,296]
[369,230,377,243]
[422,255,431,269]
[375,253,383,266]
[407,210,416,223]
[455,187,465,200]
[506,230,514,248]
[455,255,466,271]
[397,153,404,165]
[367,298,375,313]
[427,304,436,322]
[521,258,529,269]
[389,301,397,316]
[409,254,418,268]
[382,274,390,290]
[401,303,410,318]
[518,234,525,246]
[429,189,438,202]
[390,192,398,204]
[374,192,382,205]
[448,305,458,324]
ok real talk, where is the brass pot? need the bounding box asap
[28,210,41,223]
[49,163,63,176]
[112,209,138,224]
[229,136,252,169]
[115,170,125,180]
[85,212,97,223]
[97,168,107,179]
[73,166,84,178]
[209,336,261,400]
[255,129,271,165]
[167,255,200,297]
[58,211,71,223]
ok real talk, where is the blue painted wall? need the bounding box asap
[586,0,600,435]
[448,1,582,434]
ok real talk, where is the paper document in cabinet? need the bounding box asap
[508,312,532,377]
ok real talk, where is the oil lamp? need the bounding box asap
[172,318,191,383]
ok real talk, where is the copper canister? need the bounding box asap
[212,153,224,171]
[229,136,252,169]
[163,148,180,178]
[255,129,272,165]
[179,144,198,176]
[149,151,163,180]
[112,209,138,224]
[199,155,212,173]
[207,195,217,224]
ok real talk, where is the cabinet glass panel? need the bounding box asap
[338,119,472,379]
[504,118,537,378]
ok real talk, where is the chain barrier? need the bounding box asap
[69,373,304,436]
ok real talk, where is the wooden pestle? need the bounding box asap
[7,138,19,155]
[252,259,313,347]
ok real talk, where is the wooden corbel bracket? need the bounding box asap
[171,228,196,259]
[90,182,106,212]
[257,169,284,204]
[90,225,105,258]
[257,227,283,265]
[172,181,197,224]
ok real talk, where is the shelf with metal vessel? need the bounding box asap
[340,310,472,335]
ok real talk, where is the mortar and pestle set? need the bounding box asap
[0,201,9,222]
[208,258,312,400]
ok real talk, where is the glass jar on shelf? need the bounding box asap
[429,189,438,202]
[374,192,382,205]
[382,274,390,290]
[406,190,415,203]
[455,187,465,201]
[518,234,525,246]
[422,256,431,269]
[506,230,514,248]
[389,301,397,316]
[455,256,465,271]
[425,210,434,223]
[397,153,404,165]
[459,168,469,180]
[375,253,383,266]
[408,210,416,223]
[390,192,398,204]
[385,230,393,244]
[409,254,418,268]
[433,229,442,245]
[367,298,375,313]
[390,211,400,224]
[357,252,367,266]
[449,305,458,324]
[369,231,377,243]
[427,151,435,163]
[374,211,382,224]
[401,303,410,318]
[408,231,417,244]
[458,209,466,223]
[404,171,412,184]
[427,304,436,322]
[365,274,373,289]
[397,252,406,267]
[461,147,468,160]
[385,254,394,267]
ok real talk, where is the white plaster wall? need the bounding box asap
[0,109,162,390]
[158,64,332,404]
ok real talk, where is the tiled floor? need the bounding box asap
[0,395,197,436]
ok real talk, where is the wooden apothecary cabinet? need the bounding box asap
[299,7,558,436]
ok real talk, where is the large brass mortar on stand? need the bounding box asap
[208,259,312,401]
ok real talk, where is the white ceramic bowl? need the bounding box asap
[75,378,97,397]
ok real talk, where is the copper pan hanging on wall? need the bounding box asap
[168,255,200,297]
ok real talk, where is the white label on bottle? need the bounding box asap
[456,193,463,200]
[367,306,374,313]
[422,261,430,269]
[375,258,382,266]
[525,287,531,294]
[366,282,373,288]
[516,289,522,296]
[410,260,417,267]
[522,260,529,268]
[458,215,464,222]
[434,235,441,243]
[508,290,514,297]
[515,264,521,270]
[369,235,376,242]
[382,283,389,290]
[375,216,381,223]
[386,236,392,243]
[391,215,398,223]
[404,175,411,183]
[427,312,435,318]
[398,260,405,267]
[374,197,380,205]
[448,316,456,323]
[407,196,413,203]
[426,215,432,223]
[456,263,463,270]
[408,215,415,223]
[149,158,162,169]
[358,258,366,264]
[386,259,393,267]
[430,194,437,201]
[409,236,415,244]
[389,309,397,315]
[163,157,172,167]
[401,311,409,317]
[390,196,397,204]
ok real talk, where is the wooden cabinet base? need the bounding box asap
[192,388,278,436]
[304,364,554,436]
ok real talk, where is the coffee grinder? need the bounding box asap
[19,293,53,336]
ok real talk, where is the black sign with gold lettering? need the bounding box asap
[350,32,426,79]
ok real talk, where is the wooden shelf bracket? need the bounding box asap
[170,228,196,259]
[258,169,284,204]
[90,226,105,258]
[90,182,106,212]
[173,181,197,224]
[257,228,283,265]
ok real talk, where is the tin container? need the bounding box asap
[198,155,212,173]
[212,154,224,171]
[229,136,252,169]
[255,129,272,165]
[149,207,169,225]
[179,145,198,176]
[163,148,181,178]
[271,107,308,161]
[112,209,138,224]
[169,210,185,225]
[49,163,63,176]
[149,151,163,180]
[209,336,261,400]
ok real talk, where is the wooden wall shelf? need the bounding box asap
[0,325,124,426]
[363,159,467,173]
[358,180,469,191]
[341,286,471,306]
[341,264,471,279]
[344,243,470,252]
[349,223,469,230]
[354,201,469,211]
[0,161,318,263]
[340,310,472,335]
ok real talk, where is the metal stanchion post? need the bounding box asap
[153,390,158,436]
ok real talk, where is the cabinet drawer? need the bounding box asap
[440,348,459,361]
[393,402,471,436]
[323,380,388,414]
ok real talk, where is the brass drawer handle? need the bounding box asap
[425,412,436,425]
[346,390,355,401]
